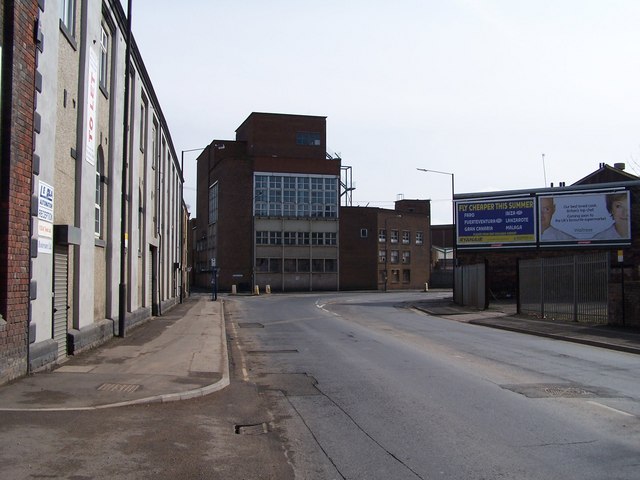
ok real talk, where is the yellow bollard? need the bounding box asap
[231,285,237,295]
[254,285,260,295]
[266,285,271,294]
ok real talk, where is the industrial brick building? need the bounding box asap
[194,113,341,292]
[1,0,186,383]
[340,201,431,291]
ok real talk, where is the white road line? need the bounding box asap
[587,401,635,417]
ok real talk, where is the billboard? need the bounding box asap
[456,198,536,247]
[539,190,630,245]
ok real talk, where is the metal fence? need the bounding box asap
[519,252,609,324]
[454,262,486,310]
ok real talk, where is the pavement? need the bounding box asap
[0,293,229,412]
[2,292,640,412]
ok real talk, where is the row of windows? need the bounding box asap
[380,269,412,283]
[378,250,412,264]
[256,258,337,273]
[377,229,424,245]
[256,231,337,246]
[254,174,339,218]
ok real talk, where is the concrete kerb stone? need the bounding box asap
[0,298,231,412]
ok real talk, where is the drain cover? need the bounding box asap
[235,423,269,435]
[502,383,618,399]
[97,383,141,393]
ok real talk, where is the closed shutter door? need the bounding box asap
[53,246,69,359]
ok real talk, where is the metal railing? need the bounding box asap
[519,253,609,324]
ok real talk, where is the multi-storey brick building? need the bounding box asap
[0,0,186,383]
[195,113,341,292]
[340,200,431,291]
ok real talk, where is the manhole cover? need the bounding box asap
[97,383,141,393]
[235,423,269,435]
[501,383,618,399]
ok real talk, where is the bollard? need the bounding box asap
[266,285,271,294]
[424,282,429,292]
[231,285,237,295]
[254,285,260,295]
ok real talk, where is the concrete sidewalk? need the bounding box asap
[413,298,640,355]
[0,294,229,411]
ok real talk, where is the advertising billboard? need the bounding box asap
[456,198,536,248]
[538,190,630,245]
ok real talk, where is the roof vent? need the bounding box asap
[614,162,626,170]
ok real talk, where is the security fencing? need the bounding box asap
[518,252,609,324]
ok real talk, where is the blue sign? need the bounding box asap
[457,198,536,247]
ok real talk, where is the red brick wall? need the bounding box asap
[0,0,38,382]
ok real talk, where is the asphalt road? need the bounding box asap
[229,291,640,480]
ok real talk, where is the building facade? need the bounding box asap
[0,0,185,383]
[195,113,342,292]
[340,200,431,291]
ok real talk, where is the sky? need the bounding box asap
[128,0,640,224]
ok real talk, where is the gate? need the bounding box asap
[53,245,69,359]
[519,252,609,324]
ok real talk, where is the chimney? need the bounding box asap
[614,162,626,171]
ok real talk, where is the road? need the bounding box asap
[228,291,640,479]
[1,290,639,479]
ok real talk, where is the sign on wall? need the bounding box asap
[456,197,536,248]
[85,48,98,166]
[539,190,630,245]
[37,180,54,254]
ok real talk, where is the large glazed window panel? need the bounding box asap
[254,173,338,218]
[60,0,76,36]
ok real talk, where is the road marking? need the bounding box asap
[229,320,250,382]
[587,401,634,417]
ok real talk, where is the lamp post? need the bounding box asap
[416,168,456,292]
[181,147,206,301]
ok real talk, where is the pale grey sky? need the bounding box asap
[129,0,640,224]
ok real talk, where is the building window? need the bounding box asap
[378,229,386,243]
[390,230,399,244]
[390,250,399,264]
[391,269,400,283]
[402,230,411,244]
[208,182,218,225]
[256,231,268,245]
[325,232,337,245]
[284,232,296,245]
[402,251,411,264]
[254,173,337,219]
[140,98,147,151]
[416,231,424,245]
[360,228,368,238]
[298,232,310,245]
[296,131,321,146]
[298,259,310,272]
[138,187,143,253]
[60,0,76,37]
[311,232,322,246]
[325,259,337,272]
[312,259,324,272]
[284,259,297,273]
[256,258,269,272]
[378,249,386,263]
[95,151,104,237]
[269,231,282,245]
[403,270,411,283]
[99,25,109,91]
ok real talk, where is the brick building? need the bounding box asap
[340,201,431,291]
[0,0,39,384]
[1,0,186,383]
[195,113,341,292]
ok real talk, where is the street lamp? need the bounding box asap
[416,168,456,292]
[181,147,206,302]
